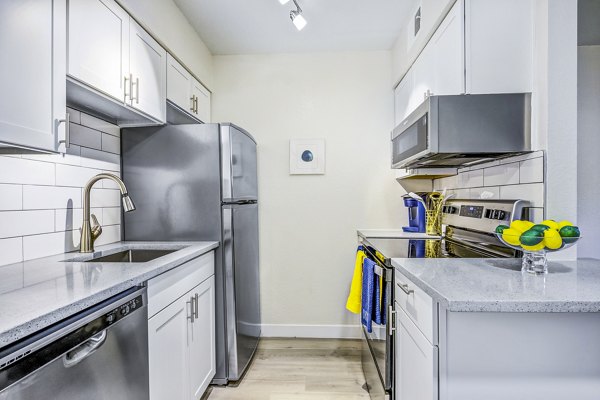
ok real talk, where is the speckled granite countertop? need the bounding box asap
[0,241,218,348]
[392,258,600,312]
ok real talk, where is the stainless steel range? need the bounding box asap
[359,199,531,400]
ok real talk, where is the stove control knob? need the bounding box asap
[106,314,116,324]
[121,304,130,316]
[497,211,507,220]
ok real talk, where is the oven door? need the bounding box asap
[361,266,394,399]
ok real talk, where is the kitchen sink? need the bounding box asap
[86,249,178,263]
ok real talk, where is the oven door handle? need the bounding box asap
[388,305,396,336]
[62,330,107,368]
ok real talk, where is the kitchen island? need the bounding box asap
[0,241,219,348]
[392,257,600,400]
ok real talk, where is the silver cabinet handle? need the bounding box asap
[194,96,198,114]
[58,112,70,149]
[187,296,195,323]
[124,75,130,101]
[190,95,195,112]
[194,293,199,319]
[397,281,414,295]
[131,77,139,104]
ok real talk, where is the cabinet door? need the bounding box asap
[410,45,434,113]
[0,0,66,153]
[192,80,211,123]
[188,277,216,399]
[149,295,191,400]
[68,0,129,102]
[394,69,414,124]
[432,0,465,95]
[395,305,438,400]
[167,54,194,114]
[129,20,167,122]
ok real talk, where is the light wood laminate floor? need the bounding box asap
[206,338,369,400]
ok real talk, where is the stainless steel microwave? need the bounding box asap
[391,93,531,169]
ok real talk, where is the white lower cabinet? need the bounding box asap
[148,252,216,400]
[395,303,438,400]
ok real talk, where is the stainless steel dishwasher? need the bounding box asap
[0,287,149,399]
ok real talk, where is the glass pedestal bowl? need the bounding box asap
[495,233,580,275]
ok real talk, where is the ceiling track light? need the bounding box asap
[279,0,307,31]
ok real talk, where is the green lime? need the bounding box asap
[520,229,544,246]
[495,225,509,234]
[559,226,580,244]
[530,224,550,233]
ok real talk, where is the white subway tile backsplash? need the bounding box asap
[23,231,79,261]
[0,210,55,238]
[90,188,121,208]
[483,163,520,186]
[0,110,122,267]
[0,184,22,211]
[23,186,82,210]
[55,164,101,188]
[102,207,121,226]
[101,133,120,154]
[69,123,102,150]
[80,147,120,171]
[500,183,545,207]
[0,157,55,185]
[469,186,500,199]
[0,237,23,265]
[80,114,120,137]
[95,225,121,246]
[66,107,81,124]
[457,169,484,188]
[519,157,544,184]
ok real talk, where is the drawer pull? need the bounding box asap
[397,282,414,295]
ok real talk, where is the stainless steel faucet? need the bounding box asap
[80,173,136,253]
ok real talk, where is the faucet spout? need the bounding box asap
[80,173,135,253]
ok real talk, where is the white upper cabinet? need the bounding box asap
[167,54,195,114]
[0,0,67,153]
[129,20,167,121]
[67,0,166,123]
[68,0,129,102]
[192,80,211,123]
[394,0,533,124]
[166,54,211,123]
[431,1,465,96]
[465,0,533,94]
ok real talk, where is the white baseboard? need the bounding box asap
[260,324,361,339]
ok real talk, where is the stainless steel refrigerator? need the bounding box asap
[121,123,260,384]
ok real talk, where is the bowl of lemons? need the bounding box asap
[495,220,580,274]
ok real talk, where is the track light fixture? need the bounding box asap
[278,0,307,31]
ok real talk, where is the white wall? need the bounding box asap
[117,0,214,89]
[531,0,578,259]
[212,52,404,336]
[577,46,600,259]
[0,109,122,267]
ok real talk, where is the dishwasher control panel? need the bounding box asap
[106,295,143,325]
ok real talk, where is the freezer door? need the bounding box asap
[121,124,222,241]
[221,124,258,202]
[223,203,261,381]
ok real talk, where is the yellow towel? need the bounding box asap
[346,249,366,314]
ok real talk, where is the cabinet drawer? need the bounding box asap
[147,251,214,318]
[395,269,436,344]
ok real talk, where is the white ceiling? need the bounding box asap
[173,0,417,55]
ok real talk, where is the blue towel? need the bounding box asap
[373,272,381,325]
[361,257,375,333]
